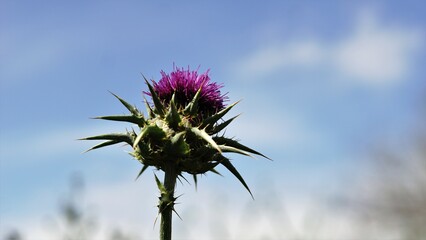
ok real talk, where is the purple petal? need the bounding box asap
[148,66,228,116]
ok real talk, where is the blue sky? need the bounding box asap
[1,1,426,239]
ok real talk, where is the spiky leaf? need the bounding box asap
[166,132,190,157]
[135,165,149,181]
[198,162,220,174]
[218,145,252,157]
[209,168,222,176]
[165,94,181,129]
[154,174,166,193]
[133,125,166,148]
[201,101,240,129]
[84,140,122,152]
[183,87,202,116]
[190,127,221,153]
[209,114,240,135]
[93,115,145,126]
[214,136,271,160]
[110,92,140,116]
[144,77,165,117]
[220,157,253,198]
[144,96,155,118]
[193,174,198,190]
[80,133,133,145]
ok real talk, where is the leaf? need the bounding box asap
[193,174,198,191]
[133,127,148,149]
[165,94,181,129]
[93,115,144,126]
[84,140,121,153]
[109,92,140,116]
[143,96,155,118]
[191,145,217,159]
[171,131,185,145]
[80,133,133,145]
[196,162,220,174]
[135,165,149,181]
[144,76,165,117]
[201,101,240,129]
[172,208,183,221]
[133,125,166,148]
[154,174,166,193]
[184,87,202,116]
[177,174,190,185]
[209,168,222,176]
[214,136,271,160]
[218,145,252,157]
[209,114,240,135]
[167,132,190,157]
[190,127,221,153]
[220,157,253,199]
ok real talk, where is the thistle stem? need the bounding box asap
[160,163,177,240]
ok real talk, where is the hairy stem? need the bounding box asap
[159,163,177,240]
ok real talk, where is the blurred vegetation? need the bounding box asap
[4,230,23,240]
[54,173,97,240]
[354,133,426,239]
[3,173,138,240]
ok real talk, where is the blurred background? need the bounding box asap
[1,1,425,239]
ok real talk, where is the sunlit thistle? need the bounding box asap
[81,66,269,240]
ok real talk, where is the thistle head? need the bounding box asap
[82,66,269,196]
[147,66,228,120]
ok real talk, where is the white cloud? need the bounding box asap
[235,40,325,78]
[334,10,423,84]
[234,9,424,87]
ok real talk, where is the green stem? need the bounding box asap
[160,163,177,240]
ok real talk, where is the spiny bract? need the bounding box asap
[81,67,269,196]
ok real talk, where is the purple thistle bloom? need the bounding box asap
[148,66,228,117]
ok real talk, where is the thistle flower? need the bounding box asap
[148,67,228,120]
[81,66,269,240]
